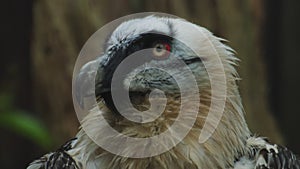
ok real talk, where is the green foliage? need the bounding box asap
[0,93,53,149]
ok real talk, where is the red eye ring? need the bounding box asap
[164,43,171,52]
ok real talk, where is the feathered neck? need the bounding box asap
[74,85,251,169]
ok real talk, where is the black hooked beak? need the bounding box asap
[74,59,101,108]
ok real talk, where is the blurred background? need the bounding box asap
[1,0,300,168]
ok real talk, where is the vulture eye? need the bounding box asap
[152,42,171,59]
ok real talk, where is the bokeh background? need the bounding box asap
[1,0,300,168]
